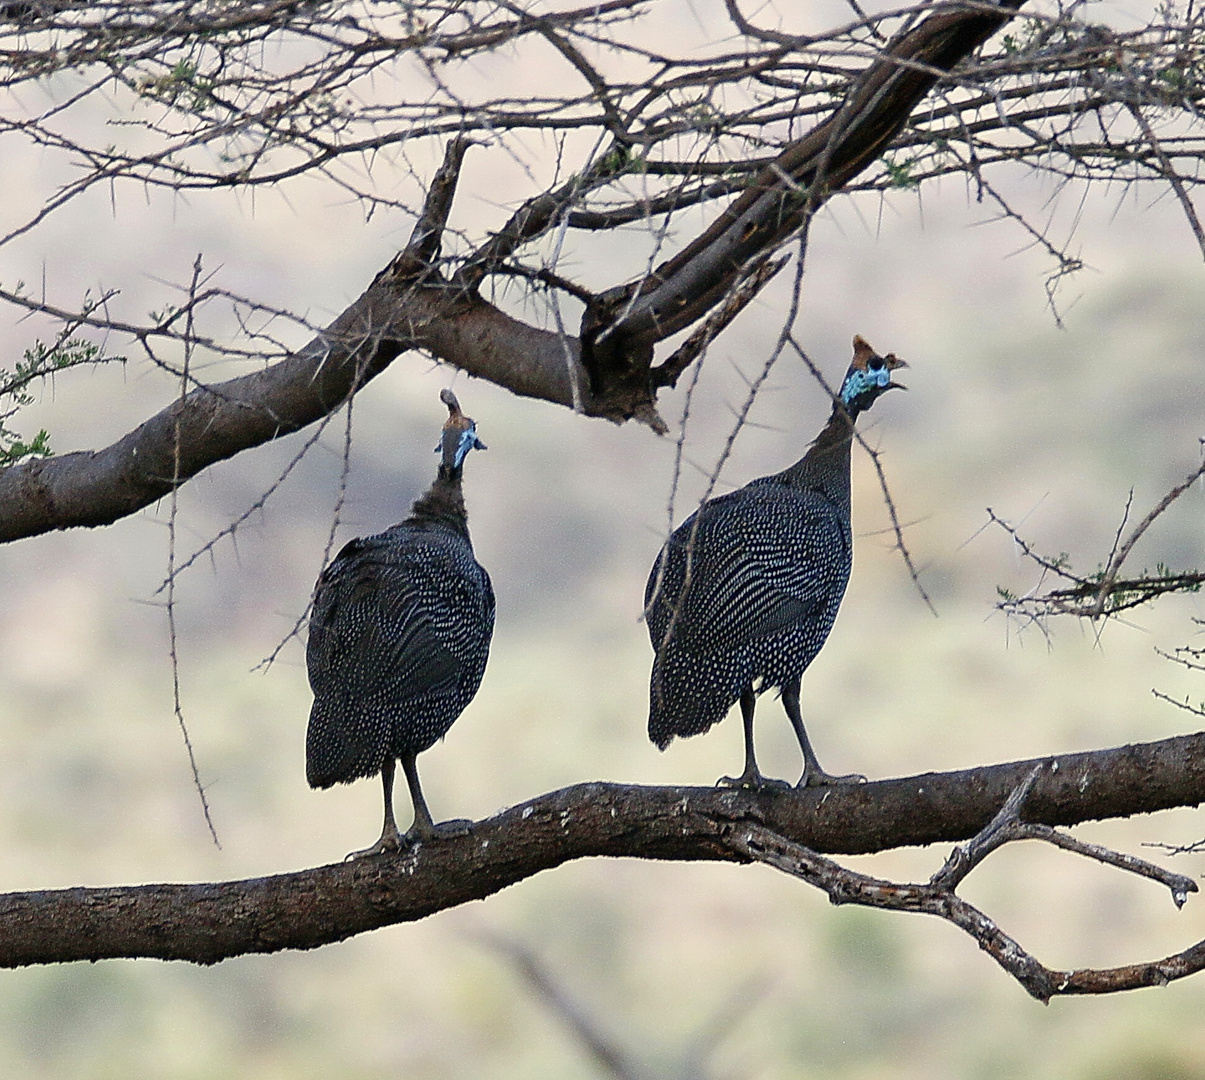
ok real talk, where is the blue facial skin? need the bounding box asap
[839,361,892,411]
[436,423,487,468]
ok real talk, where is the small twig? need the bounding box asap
[722,0,810,47]
[857,431,936,615]
[1151,687,1205,718]
[987,508,1083,584]
[1158,639,1205,673]
[167,254,220,849]
[1126,101,1205,260]
[156,408,342,597]
[1144,837,1205,857]
[256,385,359,673]
[1102,488,1135,590]
[1091,456,1205,617]
[1016,823,1197,908]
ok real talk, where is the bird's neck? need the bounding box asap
[404,465,471,541]
[778,404,856,513]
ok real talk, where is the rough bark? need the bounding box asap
[1,730,1201,968]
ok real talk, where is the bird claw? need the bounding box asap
[797,769,867,789]
[717,772,792,793]
[347,819,472,858]
[344,827,405,861]
[401,817,475,847]
[346,818,472,859]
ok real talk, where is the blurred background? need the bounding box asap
[2,5,1205,1076]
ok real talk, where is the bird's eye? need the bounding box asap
[868,356,885,371]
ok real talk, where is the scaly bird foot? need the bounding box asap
[404,817,474,846]
[345,817,472,859]
[717,771,792,793]
[427,817,473,839]
[345,826,404,861]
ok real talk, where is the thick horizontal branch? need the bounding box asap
[1,730,1202,968]
[0,269,597,544]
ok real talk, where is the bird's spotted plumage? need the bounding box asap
[647,478,849,747]
[306,390,493,854]
[305,525,495,786]
[645,336,905,788]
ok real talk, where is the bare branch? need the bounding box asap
[728,763,1201,1002]
[991,455,1205,623]
[390,136,474,278]
[1,730,1204,969]
[6,0,1205,543]
[582,0,1030,395]
[930,764,1042,889]
[651,254,788,390]
[1017,823,1197,908]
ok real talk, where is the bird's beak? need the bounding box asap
[885,354,907,391]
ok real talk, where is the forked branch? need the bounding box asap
[727,764,1200,1002]
[991,454,1205,623]
[0,0,1036,543]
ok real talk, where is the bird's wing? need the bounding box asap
[307,535,474,704]
[651,488,849,654]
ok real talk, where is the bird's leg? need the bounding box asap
[783,680,865,788]
[345,757,405,860]
[400,750,435,839]
[718,687,789,791]
[401,750,472,842]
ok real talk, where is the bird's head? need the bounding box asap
[838,335,907,416]
[436,388,486,471]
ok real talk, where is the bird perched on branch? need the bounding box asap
[645,336,906,789]
[306,390,494,856]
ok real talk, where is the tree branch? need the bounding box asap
[0,193,595,544]
[728,765,1199,1002]
[580,0,1028,395]
[1,730,1202,969]
[0,0,1102,543]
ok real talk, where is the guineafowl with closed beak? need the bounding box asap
[306,390,494,856]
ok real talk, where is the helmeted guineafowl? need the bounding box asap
[645,336,906,789]
[306,389,494,856]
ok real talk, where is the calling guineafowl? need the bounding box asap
[645,336,906,789]
[306,390,494,857]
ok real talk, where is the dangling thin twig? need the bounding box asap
[167,254,221,849]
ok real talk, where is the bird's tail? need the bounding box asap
[647,652,730,748]
[305,697,386,788]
